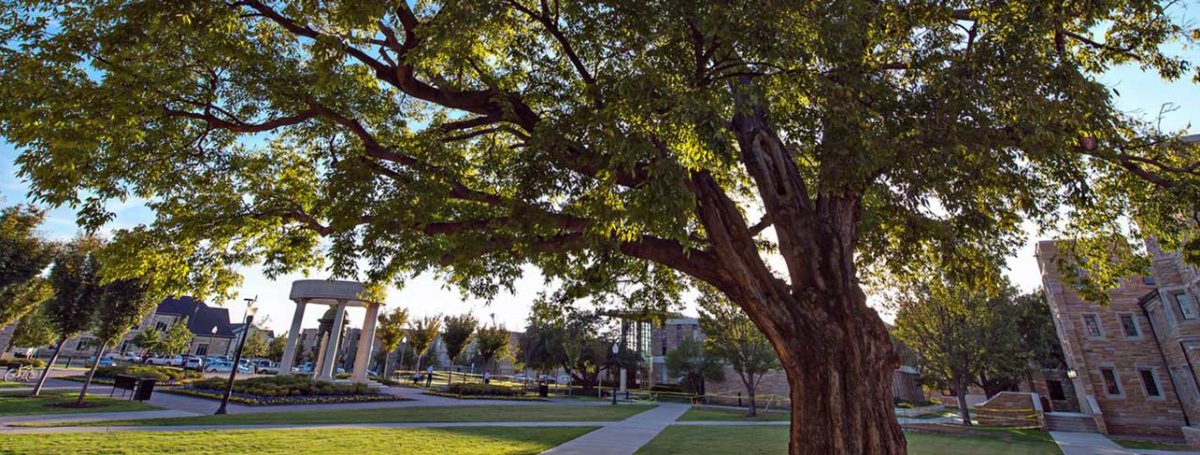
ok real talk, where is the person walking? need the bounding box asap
[425,365,434,387]
[484,371,491,384]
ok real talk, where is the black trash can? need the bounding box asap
[133,378,157,401]
[538,382,549,397]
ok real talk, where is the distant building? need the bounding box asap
[0,296,236,359]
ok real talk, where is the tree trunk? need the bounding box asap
[748,388,758,417]
[383,352,392,381]
[31,338,65,396]
[776,315,906,455]
[77,340,108,405]
[954,380,973,426]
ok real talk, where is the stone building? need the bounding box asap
[1037,240,1200,438]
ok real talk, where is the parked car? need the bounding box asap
[205,360,251,374]
[512,373,529,382]
[183,356,204,371]
[120,352,141,362]
[86,355,117,367]
[293,362,314,373]
[253,359,278,374]
[147,354,184,366]
[557,374,573,385]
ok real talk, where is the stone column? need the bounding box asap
[317,300,348,381]
[351,303,380,383]
[278,299,308,375]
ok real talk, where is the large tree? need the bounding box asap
[665,336,725,397]
[474,323,511,374]
[2,1,1198,452]
[699,292,781,417]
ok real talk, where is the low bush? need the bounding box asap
[895,398,937,408]
[0,358,46,369]
[93,365,202,383]
[188,375,370,398]
[649,383,684,393]
[444,382,526,397]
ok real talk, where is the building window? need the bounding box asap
[1119,314,1140,338]
[1100,368,1122,396]
[1083,314,1104,338]
[1176,292,1197,320]
[1144,276,1156,285]
[155,321,168,332]
[1047,380,1066,400]
[1139,369,1162,398]
[196,344,209,356]
[75,338,93,351]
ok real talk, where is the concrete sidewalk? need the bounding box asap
[0,410,199,427]
[541,402,690,455]
[0,420,612,434]
[1050,431,1136,455]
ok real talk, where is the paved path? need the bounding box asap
[0,420,613,434]
[540,402,690,455]
[0,410,199,426]
[1050,431,1136,455]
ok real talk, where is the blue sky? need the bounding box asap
[2,58,1197,332]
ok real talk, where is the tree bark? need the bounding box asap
[772,298,907,455]
[77,340,108,405]
[954,379,973,426]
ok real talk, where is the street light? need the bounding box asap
[1066,369,1078,379]
[399,336,408,379]
[611,342,619,406]
[207,326,217,359]
[216,297,258,415]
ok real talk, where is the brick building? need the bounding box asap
[1037,240,1200,438]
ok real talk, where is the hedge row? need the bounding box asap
[443,382,526,397]
[163,387,404,406]
[0,358,46,369]
[188,375,370,398]
[93,365,203,383]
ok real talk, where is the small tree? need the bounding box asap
[519,315,564,379]
[0,277,53,334]
[406,315,441,374]
[131,329,162,356]
[699,294,781,416]
[376,307,409,378]
[892,278,1028,425]
[441,314,478,383]
[33,237,102,396]
[665,337,724,397]
[475,324,511,375]
[159,317,194,356]
[77,278,155,405]
[266,331,287,362]
[241,329,268,359]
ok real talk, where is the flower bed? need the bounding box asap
[444,382,526,397]
[164,375,405,406]
[63,365,203,386]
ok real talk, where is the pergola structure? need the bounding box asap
[278,280,383,383]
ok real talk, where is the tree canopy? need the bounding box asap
[0,205,55,327]
[442,313,478,366]
[376,307,409,374]
[2,0,1198,452]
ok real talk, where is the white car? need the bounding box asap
[147,355,183,366]
[121,352,141,362]
[183,356,204,370]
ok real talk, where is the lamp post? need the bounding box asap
[611,342,619,406]
[216,297,258,415]
[399,336,408,378]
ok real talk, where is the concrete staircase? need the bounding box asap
[1045,412,1100,433]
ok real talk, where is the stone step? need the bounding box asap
[1045,414,1099,433]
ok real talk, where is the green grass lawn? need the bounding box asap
[0,381,28,388]
[636,426,1061,454]
[1113,437,1193,451]
[58,404,653,427]
[0,426,596,454]
[0,391,160,416]
[677,406,791,421]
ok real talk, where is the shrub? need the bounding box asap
[0,358,46,369]
[444,382,526,397]
[188,375,370,398]
[93,365,202,382]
